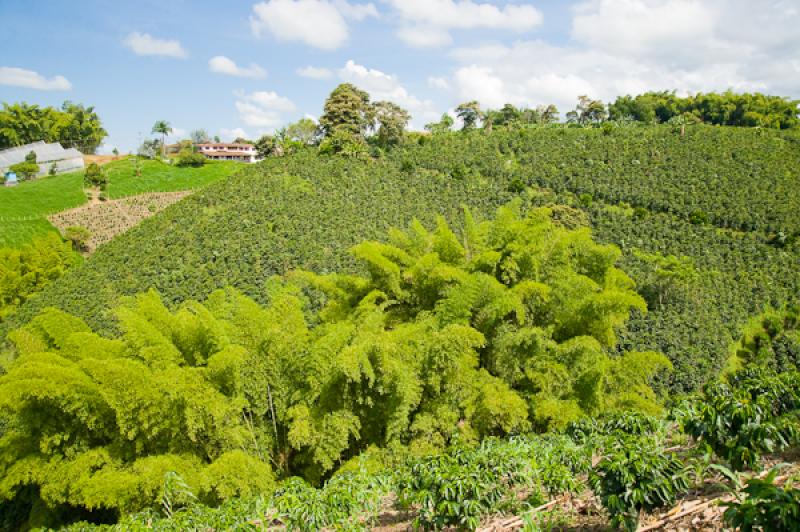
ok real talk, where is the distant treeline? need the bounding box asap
[608,90,800,129]
[0,101,107,154]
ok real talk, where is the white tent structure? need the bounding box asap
[0,141,84,177]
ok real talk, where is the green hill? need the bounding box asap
[2,125,798,393]
[0,158,242,248]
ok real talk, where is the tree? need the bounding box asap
[455,101,482,130]
[24,150,36,164]
[190,129,210,144]
[151,120,172,158]
[425,113,454,134]
[254,134,278,158]
[537,104,559,124]
[0,101,107,153]
[372,100,410,147]
[83,162,107,188]
[285,118,320,145]
[319,83,374,139]
[567,96,607,125]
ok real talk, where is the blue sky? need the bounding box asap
[1,0,798,153]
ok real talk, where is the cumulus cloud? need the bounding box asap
[220,127,250,141]
[0,67,71,90]
[337,60,438,127]
[250,0,377,50]
[297,65,333,79]
[447,0,800,114]
[123,32,187,58]
[234,90,296,129]
[209,56,267,79]
[386,0,543,48]
[427,76,450,90]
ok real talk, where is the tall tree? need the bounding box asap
[151,120,172,157]
[372,101,411,147]
[424,113,454,134]
[319,83,373,139]
[285,117,320,145]
[455,101,482,130]
[190,129,210,144]
[0,101,107,153]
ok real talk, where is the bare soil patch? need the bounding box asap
[84,154,124,166]
[49,191,191,253]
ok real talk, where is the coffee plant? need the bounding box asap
[723,467,800,532]
[679,369,800,470]
[589,436,690,532]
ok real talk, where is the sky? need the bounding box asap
[1,0,799,153]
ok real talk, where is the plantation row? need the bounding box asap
[398,125,800,235]
[48,367,800,531]
[3,128,797,393]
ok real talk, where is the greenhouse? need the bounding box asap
[0,141,84,177]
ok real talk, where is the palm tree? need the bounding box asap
[151,120,172,158]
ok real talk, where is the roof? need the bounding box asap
[202,151,254,157]
[196,143,254,149]
[0,141,84,168]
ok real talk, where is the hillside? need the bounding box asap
[2,125,798,395]
[0,158,242,248]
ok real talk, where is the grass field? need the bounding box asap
[0,157,244,248]
[0,171,86,247]
[106,158,243,198]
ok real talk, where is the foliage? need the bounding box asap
[589,436,690,531]
[63,226,91,251]
[723,467,800,532]
[319,83,374,139]
[285,118,320,146]
[3,126,799,397]
[566,95,607,125]
[396,436,586,530]
[0,233,78,321]
[318,129,368,157]
[190,129,210,144]
[24,150,36,164]
[678,368,800,470]
[372,100,410,147]
[455,101,482,130]
[566,412,664,445]
[174,149,206,168]
[0,290,277,527]
[10,162,39,180]
[729,306,800,373]
[608,90,800,129]
[0,101,107,153]
[83,162,107,188]
[425,113,454,134]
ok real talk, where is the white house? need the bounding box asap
[0,141,84,177]
[195,143,259,163]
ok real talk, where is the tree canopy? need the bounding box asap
[0,201,670,524]
[0,101,107,154]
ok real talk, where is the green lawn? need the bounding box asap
[106,158,243,198]
[0,157,244,248]
[0,171,86,247]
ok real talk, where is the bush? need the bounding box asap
[63,226,91,251]
[723,467,800,532]
[678,369,800,470]
[83,162,107,187]
[589,436,690,531]
[175,149,206,167]
[9,162,39,180]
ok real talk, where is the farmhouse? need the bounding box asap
[195,142,258,163]
[0,141,85,177]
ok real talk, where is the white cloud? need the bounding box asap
[123,32,187,58]
[250,0,377,50]
[234,90,296,129]
[220,127,250,141]
[447,0,800,115]
[209,56,267,79]
[166,127,187,139]
[297,65,333,79]
[386,0,543,48]
[0,67,71,90]
[427,76,450,90]
[337,60,438,127]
